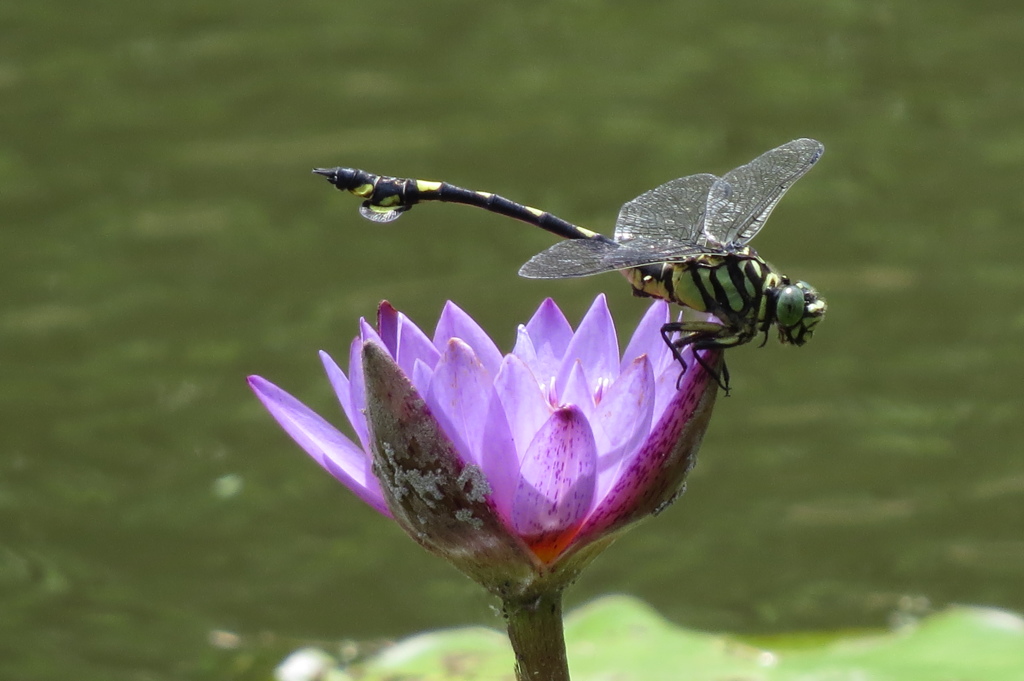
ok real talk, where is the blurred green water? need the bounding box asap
[2,1,1023,679]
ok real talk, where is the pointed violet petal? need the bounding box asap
[375,300,440,375]
[377,301,400,356]
[590,355,656,504]
[359,317,385,349]
[649,313,721,416]
[320,350,351,415]
[651,343,704,423]
[433,301,502,379]
[395,311,440,375]
[350,322,390,445]
[345,336,371,450]
[510,325,539,375]
[361,342,536,587]
[247,376,389,516]
[651,364,681,425]
[524,297,574,352]
[556,295,618,395]
[574,351,721,545]
[621,300,671,374]
[426,338,493,467]
[319,350,368,451]
[520,298,574,380]
[475,390,521,525]
[512,406,597,540]
[558,360,598,427]
[494,354,551,460]
[410,358,434,397]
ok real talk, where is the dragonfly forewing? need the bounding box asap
[614,172,717,245]
[519,237,713,279]
[703,138,824,248]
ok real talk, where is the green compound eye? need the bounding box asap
[776,285,806,327]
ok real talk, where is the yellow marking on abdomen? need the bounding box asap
[350,183,375,198]
[415,180,442,192]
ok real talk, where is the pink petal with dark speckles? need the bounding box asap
[512,406,597,536]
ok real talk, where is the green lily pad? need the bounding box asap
[319,595,1024,680]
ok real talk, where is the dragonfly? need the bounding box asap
[313,138,827,393]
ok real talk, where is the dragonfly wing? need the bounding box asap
[596,239,713,270]
[704,138,824,248]
[519,239,625,278]
[614,173,718,245]
[519,238,712,279]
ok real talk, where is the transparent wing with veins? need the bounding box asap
[703,138,824,249]
[521,139,824,278]
[519,172,717,279]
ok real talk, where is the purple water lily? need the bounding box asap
[249,295,720,593]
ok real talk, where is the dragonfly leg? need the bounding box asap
[660,321,735,395]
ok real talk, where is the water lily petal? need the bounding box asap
[410,357,434,397]
[433,302,502,378]
[620,300,671,375]
[591,354,656,503]
[576,353,720,543]
[651,366,680,424]
[319,349,351,416]
[426,340,520,520]
[651,343,705,421]
[247,375,389,516]
[556,295,618,394]
[393,305,441,374]
[376,301,401,356]
[558,360,597,426]
[348,319,392,451]
[426,338,494,466]
[519,298,574,380]
[319,350,368,451]
[512,406,597,547]
[346,335,370,450]
[494,353,552,460]
[510,325,538,374]
[476,390,521,524]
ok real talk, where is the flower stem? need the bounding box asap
[503,589,570,681]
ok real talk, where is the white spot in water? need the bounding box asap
[212,474,243,499]
[274,647,337,681]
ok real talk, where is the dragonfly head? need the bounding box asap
[774,281,826,346]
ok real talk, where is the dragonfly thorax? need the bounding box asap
[626,251,825,354]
